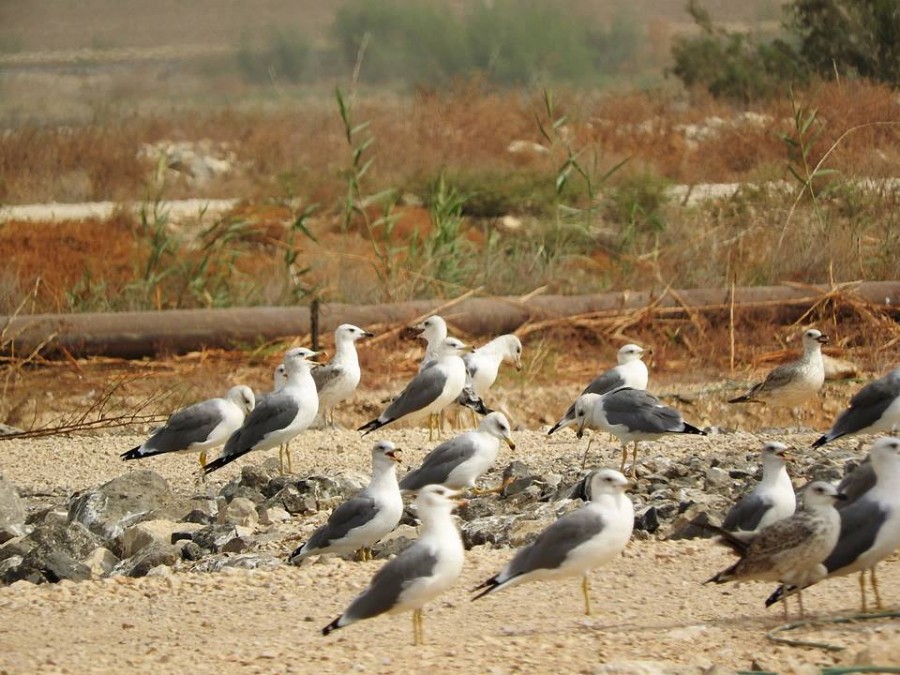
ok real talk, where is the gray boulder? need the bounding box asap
[111,543,181,578]
[0,478,27,542]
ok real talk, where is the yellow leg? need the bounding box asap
[871,566,884,610]
[582,575,592,616]
[412,608,424,645]
[580,436,595,469]
[286,443,293,474]
[859,571,868,613]
[630,443,639,478]
[619,445,628,473]
[199,450,207,467]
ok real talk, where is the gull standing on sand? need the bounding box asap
[706,481,845,618]
[121,385,255,468]
[766,437,900,613]
[398,412,516,494]
[312,324,374,428]
[812,367,900,448]
[720,442,796,542]
[549,344,649,435]
[358,337,468,438]
[728,328,829,407]
[573,388,706,476]
[472,469,634,616]
[290,441,403,562]
[322,484,466,645]
[203,348,319,475]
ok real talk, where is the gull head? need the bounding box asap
[337,323,375,342]
[479,411,515,449]
[586,468,633,500]
[761,441,792,466]
[802,481,845,509]
[226,385,256,415]
[414,315,447,344]
[573,393,602,439]
[802,328,829,350]
[617,343,646,364]
[372,440,402,466]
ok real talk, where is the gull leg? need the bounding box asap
[286,442,293,474]
[470,475,515,497]
[619,444,628,474]
[859,571,868,613]
[630,442,640,478]
[199,451,207,468]
[781,588,789,620]
[580,436,595,469]
[871,566,884,610]
[278,444,286,475]
[582,575,592,616]
[412,608,424,645]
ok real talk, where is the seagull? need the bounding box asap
[706,481,845,618]
[398,412,516,494]
[120,385,255,468]
[573,388,706,476]
[322,484,466,645]
[812,367,900,448]
[766,437,900,613]
[728,328,829,407]
[548,343,649,435]
[414,315,448,372]
[720,442,796,542]
[454,334,522,426]
[358,337,468,438]
[203,348,319,475]
[472,469,634,616]
[290,441,403,562]
[312,323,374,428]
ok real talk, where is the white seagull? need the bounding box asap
[358,337,468,437]
[720,442,796,541]
[812,367,900,448]
[573,388,706,476]
[398,412,516,494]
[203,348,319,475]
[549,343,649,435]
[290,441,403,562]
[706,481,845,618]
[728,328,829,407]
[121,385,255,468]
[414,315,448,371]
[472,469,634,616]
[312,323,374,427]
[322,484,466,645]
[464,334,523,399]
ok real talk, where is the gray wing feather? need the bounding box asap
[505,509,605,579]
[722,493,774,533]
[824,497,888,574]
[222,392,298,457]
[312,363,346,394]
[381,367,447,420]
[828,374,900,439]
[303,495,378,551]
[146,400,223,453]
[604,390,683,433]
[399,437,477,491]
[583,370,626,396]
[344,545,438,621]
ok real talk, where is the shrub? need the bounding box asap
[236,28,311,84]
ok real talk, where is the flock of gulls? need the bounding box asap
[120,317,900,644]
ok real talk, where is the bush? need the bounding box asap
[236,28,311,84]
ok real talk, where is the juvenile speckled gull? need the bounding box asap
[721,442,796,542]
[398,412,515,494]
[728,328,829,407]
[706,481,844,618]
[549,343,649,435]
[312,323,374,427]
[358,337,468,437]
[203,348,319,475]
[290,441,403,562]
[573,388,706,476]
[322,484,466,645]
[472,469,634,616]
[121,385,255,468]
[767,437,900,613]
[812,367,900,448]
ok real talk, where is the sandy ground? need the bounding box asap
[2,426,900,674]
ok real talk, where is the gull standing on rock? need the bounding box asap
[720,442,796,542]
[322,484,466,645]
[472,469,634,616]
[573,388,706,476]
[121,385,255,468]
[203,348,319,475]
[728,328,829,407]
[358,337,468,439]
[549,343,649,435]
[312,323,374,428]
[398,412,516,494]
[812,367,900,448]
[706,481,845,618]
[290,441,403,562]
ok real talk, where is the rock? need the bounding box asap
[704,467,731,489]
[218,497,259,528]
[180,542,204,561]
[219,484,264,505]
[258,506,291,525]
[266,486,316,515]
[499,461,533,497]
[635,506,661,533]
[371,524,419,560]
[238,464,282,493]
[192,524,253,554]
[181,509,215,525]
[170,523,205,543]
[26,521,102,561]
[461,514,519,548]
[191,553,282,573]
[667,510,716,541]
[120,519,181,558]
[4,548,92,584]
[67,470,176,546]
[111,543,180,578]
[0,478,27,533]
[0,524,27,545]
[82,547,119,576]
[507,517,554,547]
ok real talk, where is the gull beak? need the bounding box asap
[387,449,403,463]
[779,450,795,463]
[363,330,375,338]
[836,492,848,501]
[817,334,830,344]
[305,350,322,362]
[504,436,516,450]
[626,479,637,490]
[515,358,523,371]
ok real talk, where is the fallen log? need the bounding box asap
[2,281,898,360]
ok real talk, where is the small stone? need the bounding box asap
[82,547,119,576]
[218,497,259,528]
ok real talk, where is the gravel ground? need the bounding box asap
[2,421,900,674]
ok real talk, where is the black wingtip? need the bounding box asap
[357,419,382,435]
[322,617,341,636]
[470,577,500,601]
[201,455,231,475]
[726,396,746,404]
[810,434,829,449]
[683,423,707,436]
[765,585,786,607]
[120,446,142,461]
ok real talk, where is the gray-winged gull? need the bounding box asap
[728,328,829,407]
[812,367,900,448]
[549,343,649,435]
[358,337,468,438]
[203,348,319,475]
[312,323,374,427]
[720,442,796,542]
[398,412,515,494]
[472,468,634,616]
[290,440,403,562]
[121,385,255,468]
[414,315,448,371]
[767,436,900,613]
[322,484,466,645]
[707,481,844,618]
[573,388,706,476]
